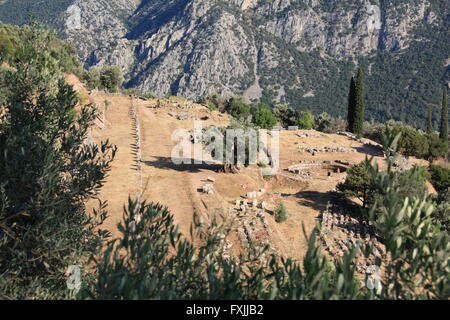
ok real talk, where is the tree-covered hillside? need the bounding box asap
[0,0,449,129]
[0,0,73,27]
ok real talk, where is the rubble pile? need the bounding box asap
[320,205,386,274]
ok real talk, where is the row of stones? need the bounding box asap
[299,146,357,154]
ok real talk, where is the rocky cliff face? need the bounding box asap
[1,0,448,124]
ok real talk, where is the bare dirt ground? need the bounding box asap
[67,76,433,261]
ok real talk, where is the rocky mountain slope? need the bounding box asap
[0,0,449,127]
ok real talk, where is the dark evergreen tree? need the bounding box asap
[439,87,448,148]
[427,105,433,135]
[347,77,356,132]
[353,68,365,137]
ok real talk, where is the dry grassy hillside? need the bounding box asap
[66,75,431,262]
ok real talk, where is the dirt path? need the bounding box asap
[86,94,141,238]
[138,105,205,236]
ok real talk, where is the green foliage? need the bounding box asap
[365,121,447,160]
[296,111,315,130]
[252,103,277,129]
[0,0,73,28]
[85,159,449,299]
[338,157,428,212]
[0,22,83,76]
[439,87,449,149]
[82,197,364,300]
[363,16,450,128]
[226,96,251,120]
[82,67,101,90]
[347,69,365,137]
[427,133,448,159]
[337,159,374,208]
[199,94,228,112]
[347,77,356,133]
[273,104,298,127]
[431,189,450,232]
[397,126,429,158]
[275,203,288,223]
[0,24,116,299]
[367,160,449,299]
[353,68,365,137]
[272,104,315,129]
[427,105,433,135]
[381,125,401,157]
[99,66,123,93]
[0,25,17,63]
[315,112,346,133]
[428,164,450,193]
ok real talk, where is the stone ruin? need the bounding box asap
[168,111,199,121]
[337,131,357,139]
[228,188,273,255]
[338,131,382,148]
[393,155,409,171]
[150,99,194,109]
[201,184,215,195]
[319,203,386,274]
[297,132,320,138]
[299,146,357,154]
[284,160,335,181]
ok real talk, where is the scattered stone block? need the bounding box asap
[260,201,267,210]
[202,184,214,194]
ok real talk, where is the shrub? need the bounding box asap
[297,111,315,129]
[99,66,123,93]
[428,164,450,193]
[397,126,429,158]
[252,103,277,129]
[82,67,100,90]
[427,133,448,159]
[225,96,251,120]
[273,104,298,127]
[316,112,347,133]
[275,203,288,223]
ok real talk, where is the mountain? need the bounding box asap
[0,0,449,127]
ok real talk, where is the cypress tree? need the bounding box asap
[347,77,356,133]
[353,68,365,137]
[439,86,448,148]
[427,105,433,135]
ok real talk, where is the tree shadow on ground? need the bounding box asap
[352,144,384,157]
[143,156,223,173]
[295,190,341,213]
